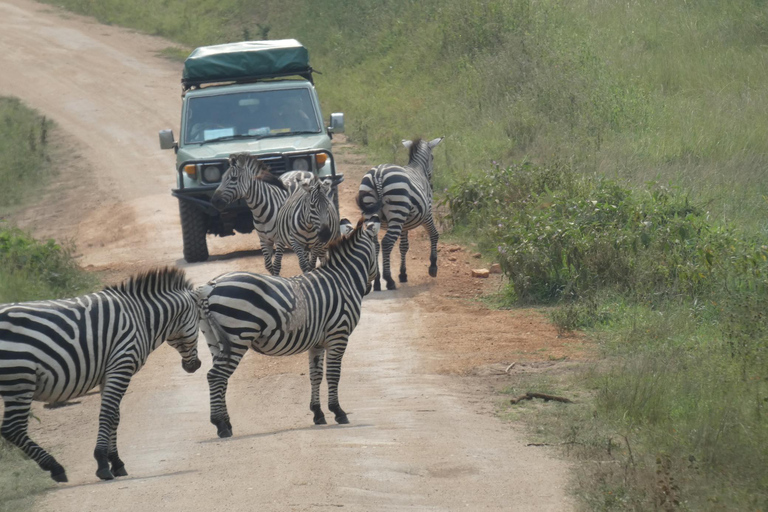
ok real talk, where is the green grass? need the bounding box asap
[37,0,768,229]
[0,442,54,512]
[0,98,55,212]
[444,162,768,509]
[0,99,97,509]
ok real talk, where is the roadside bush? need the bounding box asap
[447,161,768,508]
[443,162,768,306]
[0,226,96,303]
[0,97,52,210]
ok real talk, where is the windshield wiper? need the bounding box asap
[285,130,321,136]
[200,133,264,145]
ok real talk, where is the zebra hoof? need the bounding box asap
[50,470,68,483]
[335,414,350,425]
[429,266,438,278]
[96,467,115,481]
[373,281,381,292]
[313,415,327,425]
[385,280,397,291]
[112,465,128,477]
[399,273,408,283]
[217,427,233,438]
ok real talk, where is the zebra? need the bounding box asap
[211,152,314,276]
[0,267,202,482]
[276,175,341,274]
[196,216,381,438]
[357,137,444,291]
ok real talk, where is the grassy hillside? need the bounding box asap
[41,0,768,230]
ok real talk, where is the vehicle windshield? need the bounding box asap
[184,88,320,144]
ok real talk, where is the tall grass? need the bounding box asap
[444,162,768,509]
[39,0,768,229]
[0,98,54,211]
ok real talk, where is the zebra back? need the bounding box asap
[198,216,380,357]
[357,137,444,220]
[0,267,200,403]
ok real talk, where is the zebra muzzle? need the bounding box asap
[318,226,332,244]
[182,358,202,373]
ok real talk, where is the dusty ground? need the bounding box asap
[1,0,583,510]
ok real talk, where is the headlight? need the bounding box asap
[291,157,311,172]
[202,165,222,183]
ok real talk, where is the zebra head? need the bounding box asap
[166,291,203,374]
[301,177,337,244]
[402,137,444,183]
[211,152,264,211]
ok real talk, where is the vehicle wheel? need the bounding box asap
[179,200,209,263]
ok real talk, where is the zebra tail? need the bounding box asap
[356,189,382,216]
[194,285,232,364]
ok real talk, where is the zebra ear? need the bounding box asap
[300,178,313,192]
[339,218,354,237]
[428,137,444,149]
[365,216,381,236]
[402,139,413,150]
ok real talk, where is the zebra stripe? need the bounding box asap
[276,175,341,274]
[0,268,201,482]
[357,137,444,290]
[196,217,380,437]
[211,152,315,275]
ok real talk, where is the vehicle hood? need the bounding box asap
[177,134,331,162]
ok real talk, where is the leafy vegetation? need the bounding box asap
[0,98,96,510]
[39,0,768,229]
[0,98,53,211]
[444,164,768,509]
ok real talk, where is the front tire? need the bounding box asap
[179,200,209,263]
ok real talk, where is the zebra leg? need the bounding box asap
[398,230,410,283]
[380,224,403,290]
[1,392,67,482]
[291,239,313,273]
[424,216,440,278]
[308,347,326,425]
[260,236,276,275]
[373,233,382,292]
[207,351,245,438]
[94,373,132,480]
[272,244,285,276]
[325,338,350,424]
[108,424,127,477]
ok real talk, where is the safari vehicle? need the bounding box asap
[159,39,345,263]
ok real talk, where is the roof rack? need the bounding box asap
[181,39,313,91]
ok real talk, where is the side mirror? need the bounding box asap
[329,113,345,134]
[159,129,177,150]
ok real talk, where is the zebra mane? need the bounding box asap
[106,267,193,295]
[407,137,424,162]
[321,217,366,264]
[255,169,287,191]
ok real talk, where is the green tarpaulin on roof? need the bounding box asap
[182,40,310,86]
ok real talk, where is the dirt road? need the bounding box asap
[0,1,575,510]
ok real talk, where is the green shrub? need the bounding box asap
[0,226,97,303]
[0,98,53,211]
